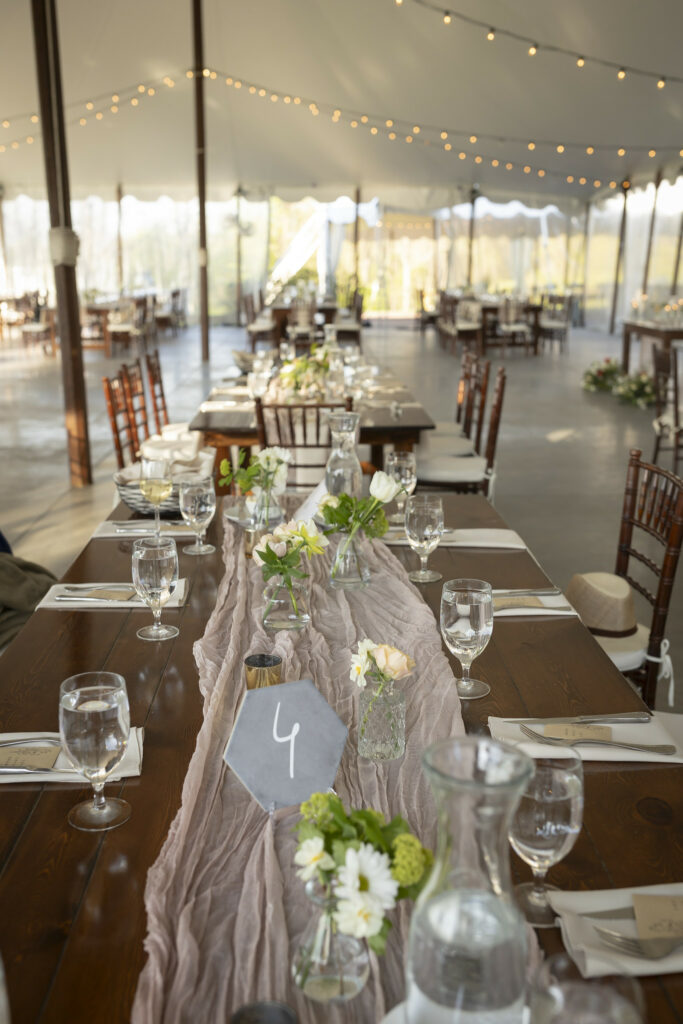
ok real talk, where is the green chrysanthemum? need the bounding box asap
[391,833,428,887]
[300,792,334,828]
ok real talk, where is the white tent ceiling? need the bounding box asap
[2,0,683,207]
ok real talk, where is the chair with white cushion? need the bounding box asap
[416,366,506,498]
[418,354,490,459]
[566,448,683,708]
[651,345,681,477]
[497,298,532,354]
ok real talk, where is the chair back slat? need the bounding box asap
[483,367,507,473]
[120,359,150,447]
[102,373,139,469]
[455,350,476,425]
[145,349,169,433]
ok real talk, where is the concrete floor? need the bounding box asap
[1,320,680,709]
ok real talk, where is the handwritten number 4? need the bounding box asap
[272,701,300,779]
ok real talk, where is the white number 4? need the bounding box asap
[272,701,300,780]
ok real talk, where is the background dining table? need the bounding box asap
[0,494,681,1022]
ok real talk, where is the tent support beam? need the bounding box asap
[609,185,629,336]
[466,188,477,289]
[671,211,683,297]
[563,213,572,292]
[116,182,124,295]
[641,170,662,296]
[31,0,91,487]
[192,0,209,361]
[579,200,590,327]
[353,186,361,287]
[235,188,242,326]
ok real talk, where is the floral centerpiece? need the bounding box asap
[612,371,656,408]
[581,358,621,393]
[218,446,291,528]
[254,518,328,630]
[291,791,432,1001]
[319,471,403,589]
[351,639,415,761]
[279,344,331,400]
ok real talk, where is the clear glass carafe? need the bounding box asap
[405,737,533,1023]
[325,412,362,498]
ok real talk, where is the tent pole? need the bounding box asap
[432,217,439,296]
[0,186,9,297]
[353,186,361,287]
[671,210,683,296]
[116,182,124,296]
[235,188,242,326]
[609,183,629,335]
[192,0,209,361]
[31,0,91,487]
[466,188,477,289]
[264,194,271,299]
[563,213,572,292]
[579,200,590,327]
[641,170,662,296]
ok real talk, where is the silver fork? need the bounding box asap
[63,584,134,592]
[594,925,683,960]
[519,724,676,755]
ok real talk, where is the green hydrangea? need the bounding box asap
[300,792,334,828]
[391,833,428,886]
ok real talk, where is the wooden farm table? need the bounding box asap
[621,318,683,373]
[189,379,435,474]
[480,301,543,355]
[269,302,338,342]
[0,496,681,1022]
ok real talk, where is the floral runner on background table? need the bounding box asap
[132,498,466,1023]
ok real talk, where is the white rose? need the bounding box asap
[318,494,339,511]
[272,462,289,495]
[369,470,402,504]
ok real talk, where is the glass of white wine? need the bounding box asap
[509,754,584,928]
[139,457,173,535]
[179,474,216,555]
[132,536,179,641]
[405,494,443,582]
[59,671,131,831]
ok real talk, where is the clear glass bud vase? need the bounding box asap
[358,681,406,761]
[291,881,369,1004]
[252,488,283,531]
[405,737,533,1024]
[329,530,370,590]
[262,576,310,632]
[325,412,362,498]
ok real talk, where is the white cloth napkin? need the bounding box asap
[488,710,683,763]
[92,520,196,539]
[199,399,253,412]
[139,435,200,460]
[209,385,251,397]
[0,727,144,785]
[549,883,683,977]
[493,593,577,618]
[37,578,188,610]
[384,527,526,549]
[292,478,328,521]
[116,449,215,482]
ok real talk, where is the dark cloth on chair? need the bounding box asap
[0,553,56,649]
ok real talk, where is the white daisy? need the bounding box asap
[293,837,335,882]
[335,892,384,939]
[336,843,398,911]
[349,651,370,688]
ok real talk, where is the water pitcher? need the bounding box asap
[405,737,533,1023]
[325,412,362,497]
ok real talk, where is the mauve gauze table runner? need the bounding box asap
[132,517,465,1023]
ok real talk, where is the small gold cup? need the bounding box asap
[244,527,265,558]
[244,653,283,689]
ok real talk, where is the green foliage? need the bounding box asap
[218,448,260,492]
[320,493,389,540]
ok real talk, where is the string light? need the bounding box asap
[567,175,574,183]
[111,105,118,113]
[538,169,545,177]
[593,179,601,187]
[147,87,155,96]
[576,57,585,68]
[491,158,499,166]
[505,162,513,170]
[371,126,378,135]
[528,44,537,56]
[459,151,466,159]
[440,130,448,139]
[30,114,39,124]
[444,142,451,150]
[259,88,266,97]
[658,78,666,89]
[443,11,451,24]
[649,149,656,157]
[112,94,119,102]
[618,147,626,156]
[579,177,587,185]
[523,165,531,173]
[86,101,94,110]
[1,121,8,128]
[131,97,139,106]
[617,68,626,80]
[609,180,617,188]
[79,117,86,126]
[361,115,369,123]
[96,111,103,120]
[388,131,396,139]
[412,124,420,133]
[486,28,495,41]
[469,134,477,143]
[527,141,535,151]
[556,144,564,153]
[586,146,594,155]
[137,83,146,92]
[186,70,193,78]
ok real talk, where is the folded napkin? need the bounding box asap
[550,883,683,977]
[37,578,188,610]
[92,520,197,539]
[209,385,251,397]
[493,593,576,617]
[139,435,200,460]
[488,710,683,763]
[199,399,253,412]
[116,449,215,482]
[293,478,328,522]
[384,527,526,549]
[0,727,144,784]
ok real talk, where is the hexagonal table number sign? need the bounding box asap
[223,678,348,811]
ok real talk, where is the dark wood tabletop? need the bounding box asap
[621,318,683,373]
[0,496,681,1022]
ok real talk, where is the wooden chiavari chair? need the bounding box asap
[102,372,140,469]
[254,396,352,490]
[418,352,490,458]
[145,348,170,434]
[120,358,151,450]
[652,346,682,476]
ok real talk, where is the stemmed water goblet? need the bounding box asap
[59,671,131,831]
[132,536,179,641]
[509,754,584,928]
[139,456,172,535]
[530,952,644,1022]
[405,494,444,583]
[179,474,216,555]
[440,578,493,699]
[386,451,417,524]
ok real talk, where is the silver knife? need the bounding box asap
[513,712,652,725]
[495,587,562,597]
[54,595,139,604]
[0,765,77,774]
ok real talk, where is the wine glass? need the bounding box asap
[440,578,493,699]
[179,474,216,555]
[139,456,172,535]
[405,494,444,583]
[386,451,417,524]
[509,754,584,928]
[530,952,644,1023]
[59,671,131,831]
[132,536,179,641]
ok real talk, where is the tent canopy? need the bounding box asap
[2,0,682,205]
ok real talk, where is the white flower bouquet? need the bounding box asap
[318,471,403,581]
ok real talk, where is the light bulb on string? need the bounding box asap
[443,11,451,24]
[658,78,666,89]
[528,44,537,56]
[487,28,495,41]
[556,144,564,153]
[617,68,626,80]
[576,56,585,68]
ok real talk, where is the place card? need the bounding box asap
[633,894,683,939]
[0,746,60,770]
[224,678,348,811]
[544,723,613,742]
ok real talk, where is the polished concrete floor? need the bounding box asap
[1,320,680,709]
